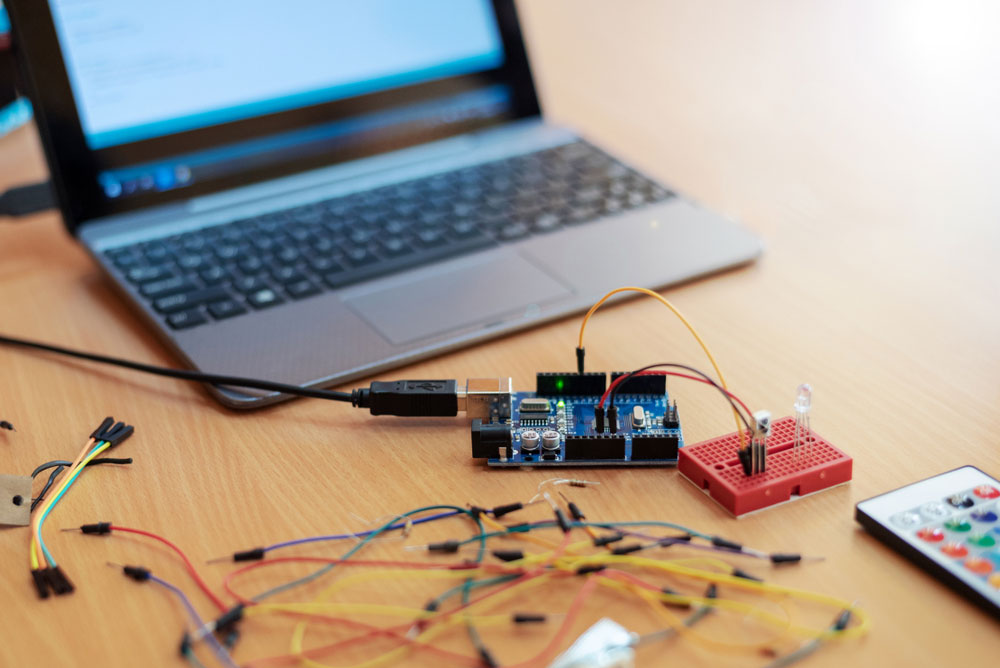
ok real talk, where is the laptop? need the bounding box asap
[9,0,761,408]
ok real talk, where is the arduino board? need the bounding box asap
[678,417,852,516]
[471,372,683,467]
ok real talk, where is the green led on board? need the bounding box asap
[555,378,565,391]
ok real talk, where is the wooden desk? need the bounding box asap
[1,2,998,665]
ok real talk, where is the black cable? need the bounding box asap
[30,457,134,512]
[31,461,72,478]
[31,458,133,479]
[0,333,354,402]
[609,362,753,432]
[0,181,55,218]
[31,467,65,513]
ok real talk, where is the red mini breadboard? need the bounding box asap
[677,417,852,516]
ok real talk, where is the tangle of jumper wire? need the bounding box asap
[27,418,134,598]
[72,486,870,668]
[33,287,799,664]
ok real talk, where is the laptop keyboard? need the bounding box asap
[103,140,674,330]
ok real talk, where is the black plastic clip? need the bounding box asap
[81,522,112,535]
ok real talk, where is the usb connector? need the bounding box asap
[351,380,459,416]
[351,377,512,418]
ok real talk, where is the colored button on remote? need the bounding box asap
[990,573,1000,590]
[921,502,951,519]
[944,519,972,532]
[964,558,993,575]
[948,494,975,509]
[917,527,945,542]
[974,485,1000,499]
[891,511,923,528]
[967,533,996,548]
[970,509,998,523]
[941,542,968,558]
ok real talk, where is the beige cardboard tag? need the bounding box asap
[0,474,33,526]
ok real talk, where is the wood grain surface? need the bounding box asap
[1,2,998,666]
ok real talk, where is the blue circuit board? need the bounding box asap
[485,390,684,468]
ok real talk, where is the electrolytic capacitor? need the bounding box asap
[521,430,540,452]
[541,430,561,451]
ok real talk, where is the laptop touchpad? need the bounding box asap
[344,250,572,345]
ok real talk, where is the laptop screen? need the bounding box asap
[50,0,505,150]
[22,1,538,220]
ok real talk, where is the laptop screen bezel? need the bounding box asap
[8,0,541,234]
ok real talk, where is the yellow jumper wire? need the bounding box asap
[578,286,746,448]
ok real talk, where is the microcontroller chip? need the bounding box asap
[519,398,551,413]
